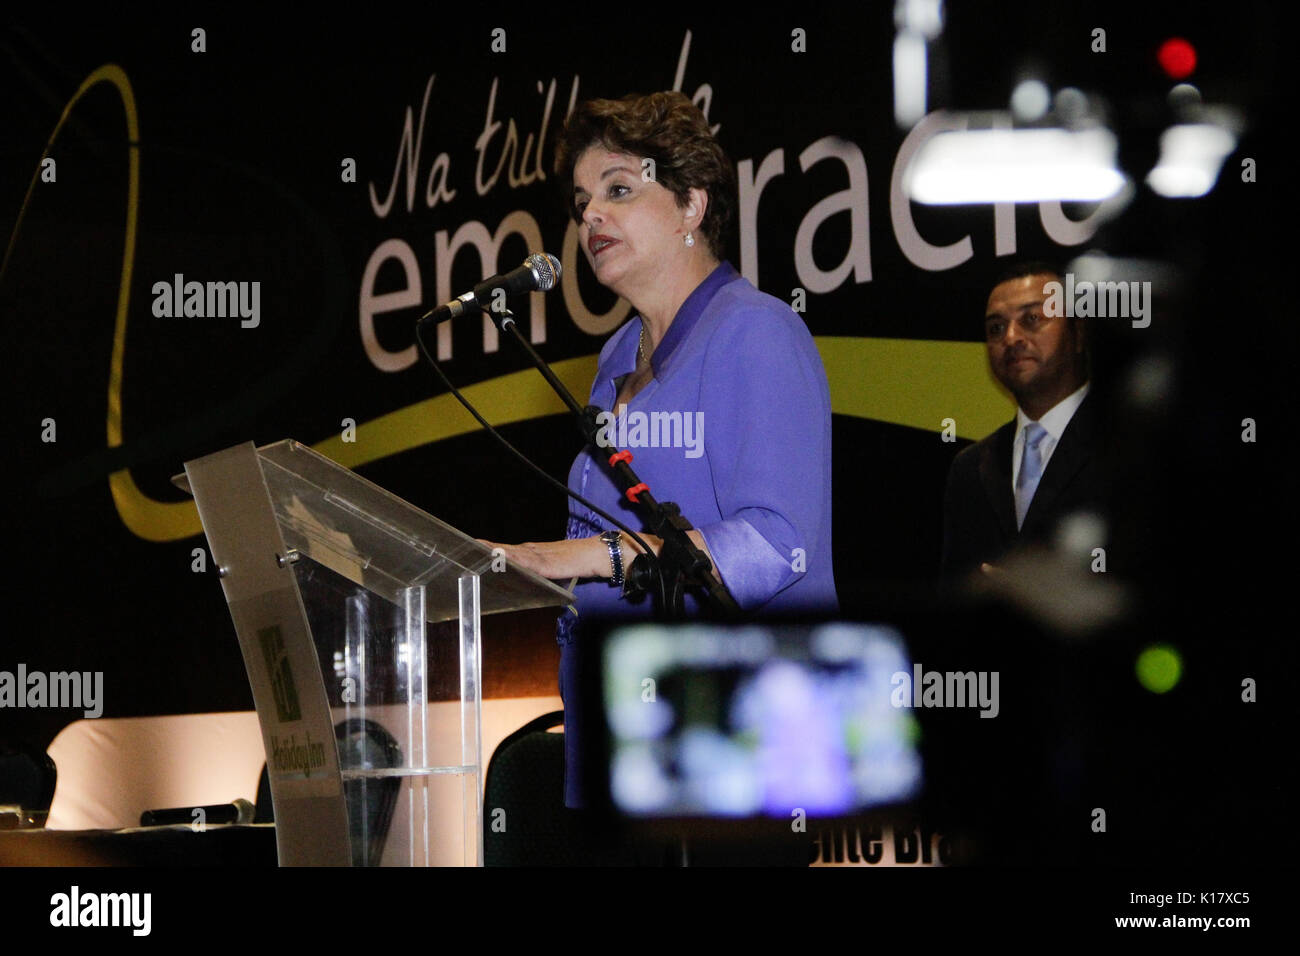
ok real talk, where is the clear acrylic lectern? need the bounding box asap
[174,440,572,866]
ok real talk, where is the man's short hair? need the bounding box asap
[993,260,1064,288]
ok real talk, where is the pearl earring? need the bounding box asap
[684,232,695,247]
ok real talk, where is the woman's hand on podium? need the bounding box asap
[476,531,719,586]
[477,537,614,581]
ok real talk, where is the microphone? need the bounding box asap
[419,252,561,326]
[139,798,256,827]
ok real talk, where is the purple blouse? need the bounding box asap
[556,260,837,638]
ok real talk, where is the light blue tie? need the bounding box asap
[1015,423,1048,530]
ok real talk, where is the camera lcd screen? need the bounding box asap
[603,621,923,818]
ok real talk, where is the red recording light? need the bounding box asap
[1158,38,1197,80]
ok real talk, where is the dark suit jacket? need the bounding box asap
[942,390,1108,578]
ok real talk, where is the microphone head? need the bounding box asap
[526,252,562,291]
[231,797,256,824]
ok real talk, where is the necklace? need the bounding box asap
[638,323,647,366]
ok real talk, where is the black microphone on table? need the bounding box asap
[418,252,561,327]
[140,798,256,827]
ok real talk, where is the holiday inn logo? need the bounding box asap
[258,625,301,722]
[270,731,329,777]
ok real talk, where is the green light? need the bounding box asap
[1136,645,1182,693]
[903,713,922,745]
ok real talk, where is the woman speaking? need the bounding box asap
[490,91,836,806]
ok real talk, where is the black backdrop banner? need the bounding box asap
[0,7,1283,750]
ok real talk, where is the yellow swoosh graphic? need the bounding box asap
[30,66,1015,544]
[313,355,601,469]
[816,336,1013,438]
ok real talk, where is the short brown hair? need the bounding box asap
[554,91,736,259]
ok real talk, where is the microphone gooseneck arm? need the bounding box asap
[414,251,741,619]
[493,308,740,619]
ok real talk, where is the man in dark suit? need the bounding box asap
[942,262,1107,578]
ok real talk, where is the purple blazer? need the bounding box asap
[556,261,837,806]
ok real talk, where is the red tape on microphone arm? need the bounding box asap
[608,450,633,467]
[625,482,649,503]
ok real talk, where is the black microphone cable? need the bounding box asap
[413,319,668,610]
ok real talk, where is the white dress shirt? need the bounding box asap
[1012,381,1091,495]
